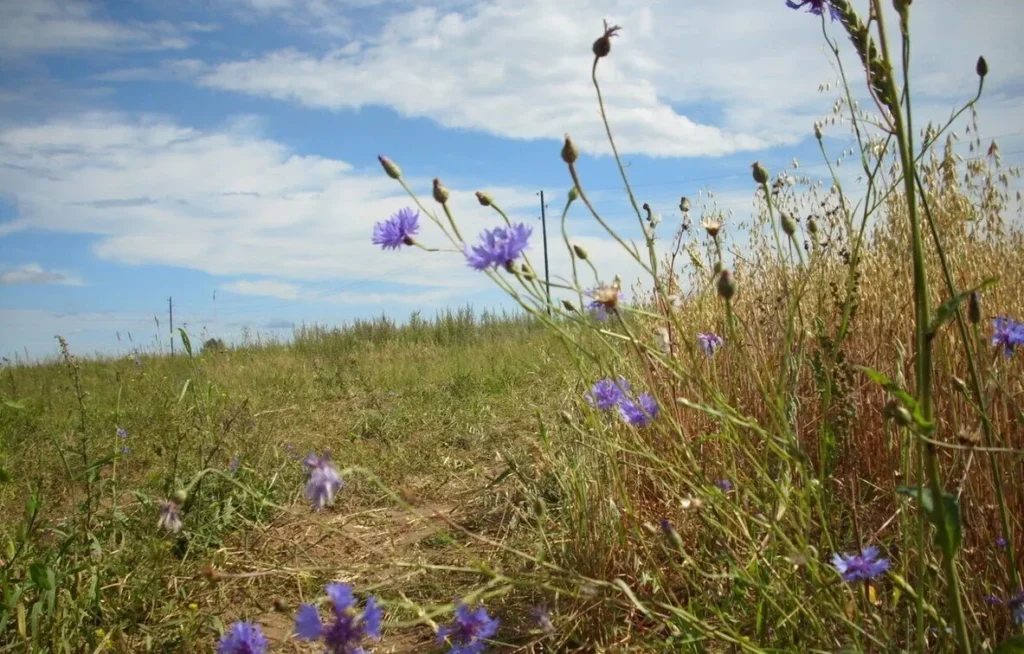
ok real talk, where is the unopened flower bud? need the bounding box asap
[562,299,576,313]
[814,123,823,140]
[592,20,621,58]
[717,269,736,300]
[968,291,981,324]
[568,185,579,203]
[378,155,402,180]
[751,161,769,185]
[573,244,589,260]
[475,191,492,207]
[679,196,691,213]
[976,56,988,78]
[561,134,579,164]
[712,260,723,275]
[172,489,188,504]
[432,178,449,204]
[884,399,912,426]
[781,212,797,237]
[559,410,573,424]
[807,216,819,235]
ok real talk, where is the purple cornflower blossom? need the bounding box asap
[157,501,183,534]
[985,595,1004,605]
[714,479,733,492]
[831,545,890,582]
[116,426,128,439]
[585,377,631,411]
[696,332,724,357]
[133,357,143,367]
[464,223,532,271]
[991,316,1024,358]
[294,582,383,651]
[785,0,841,21]
[618,392,659,427]
[219,621,269,654]
[372,207,420,250]
[302,452,343,510]
[1011,592,1024,626]
[586,285,620,321]
[437,601,499,654]
[119,445,131,455]
[996,537,1008,549]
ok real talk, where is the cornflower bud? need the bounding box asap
[561,134,579,164]
[781,212,797,237]
[573,244,589,260]
[717,269,736,300]
[432,178,449,204]
[976,56,988,78]
[592,20,622,58]
[968,291,981,324]
[752,161,769,185]
[475,191,493,207]
[378,155,402,180]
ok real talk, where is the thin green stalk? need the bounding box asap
[876,1,970,649]
[914,166,1018,591]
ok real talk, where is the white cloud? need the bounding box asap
[0,263,84,286]
[0,0,194,56]
[222,279,304,300]
[0,112,647,304]
[192,0,1024,160]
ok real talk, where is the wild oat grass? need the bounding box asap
[3,1,1024,652]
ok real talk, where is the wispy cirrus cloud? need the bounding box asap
[0,263,84,286]
[0,0,202,56]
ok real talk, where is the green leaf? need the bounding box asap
[178,378,192,404]
[993,635,1024,654]
[929,277,999,335]
[895,487,962,556]
[858,367,918,412]
[28,564,52,591]
[178,327,193,358]
[2,399,25,410]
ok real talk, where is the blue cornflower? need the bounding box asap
[116,426,128,439]
[464,223,532,271]
[119,445,131,455]
[586,284,620,321]
[985,595,1004,605]
[785,0,841,21]
[437,601,499,654]
[696,333,724,357]
[831,545,890,582]
[302,452,343,510]
[618,392,659,427]
[219,621,269,654]
[714,479,733,492]
[991,316,1024,358]
[585,377,631,411]
[1011,592,1024,626]
[996,537,1008,549]
[373,207,420,250]
[295,582,383,652]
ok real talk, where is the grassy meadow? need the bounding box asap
[4,3,1024,653]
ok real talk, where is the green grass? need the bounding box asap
[0,309,574,651]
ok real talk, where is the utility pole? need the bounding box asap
[168,296,174,355]
[538,190,552,314]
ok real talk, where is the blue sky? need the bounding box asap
[2,0,1023,360]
